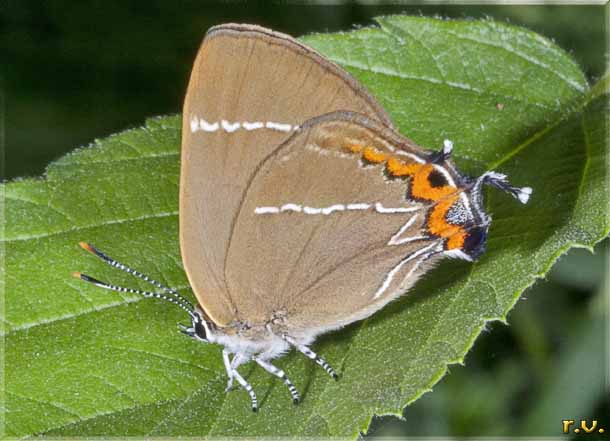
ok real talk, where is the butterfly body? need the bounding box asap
[195,315,291,360]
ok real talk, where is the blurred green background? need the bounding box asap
[2,1,608,438]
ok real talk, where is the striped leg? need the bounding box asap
[231,368,258,412]
[227,353,258,412]
[222,350,234,392]
[282,335,338,380]
[255,358,300,404]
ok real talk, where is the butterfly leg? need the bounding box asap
[228,353,258,412]
[254,357,300,404]
[282,335,339,380]
[222,349,234,392]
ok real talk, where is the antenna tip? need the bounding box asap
[71,271,83,279]
[79,242,94,253]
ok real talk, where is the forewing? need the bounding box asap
[225,112,444,336]
[180,24,394,326]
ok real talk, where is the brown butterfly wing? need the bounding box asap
[225,112,444,338]
[180,24,394,326]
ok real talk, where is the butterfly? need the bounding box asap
[74,23,531,411]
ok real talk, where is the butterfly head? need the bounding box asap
[179,307,213,343]
[443,168,532,262]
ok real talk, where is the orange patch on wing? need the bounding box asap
[409,165,467,250]
[346,143,363,153]
[343,142,467,251]
[427,194,467,250]
[410,165,455,201]
[386,157,421,177]
[362,147,387,163]
[427,195,459,236]
[446,231,466,250]
[343,142,468,251]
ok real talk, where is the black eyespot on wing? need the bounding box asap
[428,169,448,188]
[463,227,488,260]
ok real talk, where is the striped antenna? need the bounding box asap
[76,242,195,314]
[72,242,195,317]
[479,172,532,204]
[72,272,197,319]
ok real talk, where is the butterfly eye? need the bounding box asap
[193,320,208,341]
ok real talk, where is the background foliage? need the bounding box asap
[2,2,608,439]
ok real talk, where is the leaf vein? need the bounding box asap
[52,151,179,168]
[329,56,553,110]
[4,284,190,336]
[578,113,592,200]
[4,193,74,223]
[107,345,215,375]
[380,20,446,79]
[6,390,82,420]
[2,210,178,243]
[444,29,586,93]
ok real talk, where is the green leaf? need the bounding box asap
[3,15,608,437]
